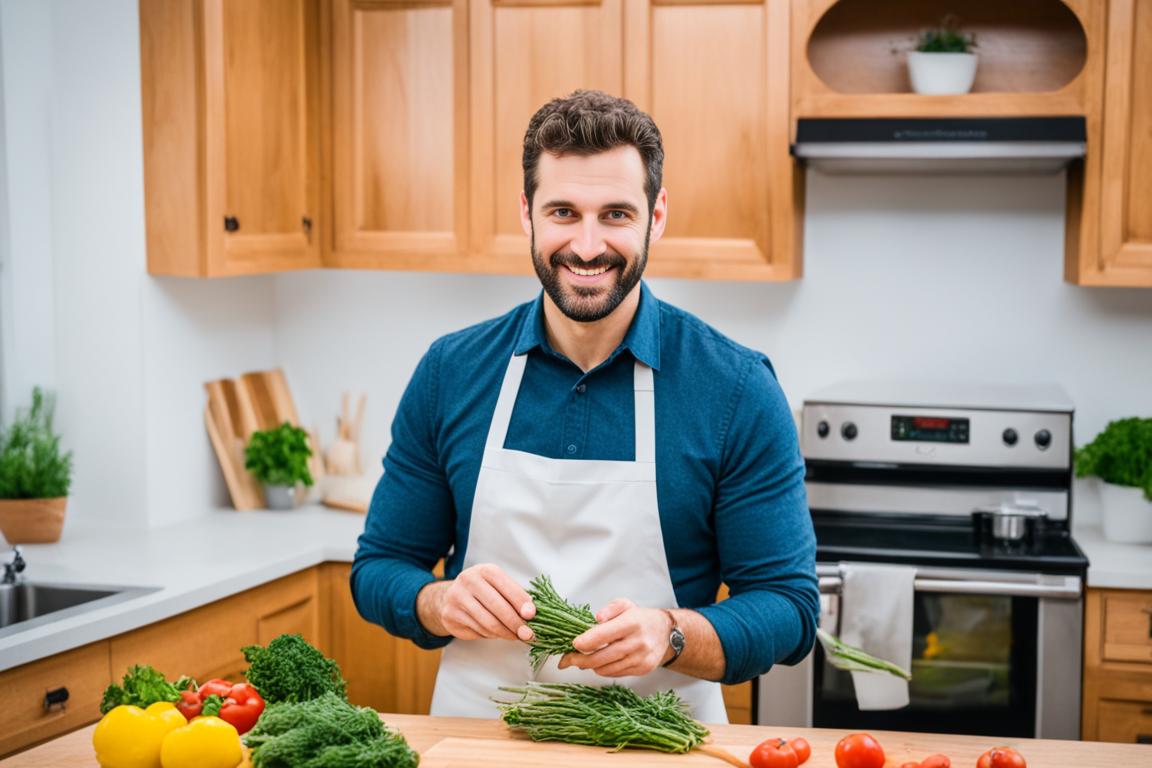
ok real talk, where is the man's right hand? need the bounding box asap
[416,563,536,642]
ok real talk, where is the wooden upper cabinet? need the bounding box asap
[469,0,625,274]
[1067,0,1152,286]
[325,0,469,270]
[141,0,321,277]
[625,0,800,279]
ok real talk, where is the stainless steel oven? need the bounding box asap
[757,381,1088,740]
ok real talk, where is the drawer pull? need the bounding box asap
[43,687,69,712]
[1137,734,1151,745]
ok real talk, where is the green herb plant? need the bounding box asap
[916,14,976,53]
[524,574,596,673]
[243,691,418,768]
[0,387,73,499]
[1075,417,1152,501]
[244,422,314,488]
[497,682,711,754]
[242,633,347,704]
[816,628,912,680]
[100,664,193,714]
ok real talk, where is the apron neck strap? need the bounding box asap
[487,353,656,463]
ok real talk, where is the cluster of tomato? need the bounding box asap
[748,731,1027,768]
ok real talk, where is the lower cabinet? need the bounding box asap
[1082,587,1152,743]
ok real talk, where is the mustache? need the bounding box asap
[549,251,627,272]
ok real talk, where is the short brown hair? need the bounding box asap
[522,90,664,214]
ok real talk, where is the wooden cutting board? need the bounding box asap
[204,368,324,510]
[420,738,750,766]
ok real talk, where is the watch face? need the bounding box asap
[670,627,686,653]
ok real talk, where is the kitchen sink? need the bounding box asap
[0,580,160,639]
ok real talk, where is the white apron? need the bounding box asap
[429,352,728,723]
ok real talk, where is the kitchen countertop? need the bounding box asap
[3,508,1150,674]
[0,506,367,672]
[6,711,1150,767]
[1072,522,1152,590]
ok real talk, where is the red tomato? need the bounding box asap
[749,738,799,768]
[976,747,1026,768]
[920,755,951,768]
[790,737,812,764]
[834,733,886,768]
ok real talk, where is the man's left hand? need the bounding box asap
[557,598,671,677]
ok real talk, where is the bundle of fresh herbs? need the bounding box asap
[242,633,348,704]
[99,664,192,714]
[497,681,709,754]
[816,628,912,680]
[243,692,418,768]
[524,574,596,673]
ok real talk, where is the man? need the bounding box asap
[352,90,818,722]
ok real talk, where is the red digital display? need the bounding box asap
[912,417,951,430]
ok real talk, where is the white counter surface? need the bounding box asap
[0,506,366,672]
[1073,523,1152,590]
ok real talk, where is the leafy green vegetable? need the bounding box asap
[816,628,912,680]
[497,681,709,754]
[0,387,72,499]
[524,574,596,673]
[244,422,314,487]
[243,692,418,768]
[1075,417,1152,501]
[242,633,347,704]
[100,664,184,714]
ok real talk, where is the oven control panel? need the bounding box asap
[802,402,1072,469]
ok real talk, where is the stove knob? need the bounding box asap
[1034,429,1052,449]
[816,420,830,438]
[841,422,858,441]
[1002,428,1018,446]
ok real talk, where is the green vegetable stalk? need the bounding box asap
[816,628,912,680]
[243,692,418,768]
[100,664,191,714]
[525,574,596,673]
[242,633,348,705]
[497,681,709,754]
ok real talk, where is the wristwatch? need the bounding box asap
[661,609,685,668]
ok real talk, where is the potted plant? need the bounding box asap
[244,421,314,510]
[907,15,978,95]
[1075,417,1152,544]
[0,387,74,543]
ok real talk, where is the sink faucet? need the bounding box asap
[2,546,25,584]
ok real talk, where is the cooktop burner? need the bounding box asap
[812,511,1088,575]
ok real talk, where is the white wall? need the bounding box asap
[2,0,1150,538]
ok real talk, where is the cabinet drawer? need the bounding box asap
[1097,699,1152,744]
[1102,591,1152,665]
[0,640,111,757]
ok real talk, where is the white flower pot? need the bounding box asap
[1099,481,1152,544]
[907,51,978,95]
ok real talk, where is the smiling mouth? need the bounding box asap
[565,264,612,277]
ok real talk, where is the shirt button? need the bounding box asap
[566,444,577,454]
[576,384,587,394]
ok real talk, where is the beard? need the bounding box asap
[531,226,650,323]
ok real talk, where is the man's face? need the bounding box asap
[521,146,667,323]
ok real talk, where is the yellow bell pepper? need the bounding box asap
[92,704,174,768]
[159,716,243,768]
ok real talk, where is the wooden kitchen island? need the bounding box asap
[4,712,1147,767]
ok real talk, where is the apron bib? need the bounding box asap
[429,353,727,723]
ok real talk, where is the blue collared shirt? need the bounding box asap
[352,282,818,684]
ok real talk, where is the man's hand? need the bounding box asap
[416,563,536,642]
[557,598,672,677]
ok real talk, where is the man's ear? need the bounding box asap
[520,191,532,238]
[648,188,668,243]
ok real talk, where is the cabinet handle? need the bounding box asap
[43,686,69,712]
[1143,607,1152,638]
[1137,734,1152,745]
[302,216,312,237]
[224,216,240,233]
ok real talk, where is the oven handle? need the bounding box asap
[817,574,1082,599]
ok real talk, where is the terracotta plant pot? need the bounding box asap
[0,497,67,544]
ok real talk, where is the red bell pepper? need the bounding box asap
[174,678,265,734]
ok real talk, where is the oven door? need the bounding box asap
[756,565,1083,740]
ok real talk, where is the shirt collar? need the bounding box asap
[513,281,662,371]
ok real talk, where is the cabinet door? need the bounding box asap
[623,0,800,280]
[470,0,625,272]
[1095,0,1152,283]
[204,0,321,275]
[327,0,469,270]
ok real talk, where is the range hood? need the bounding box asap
[792,117,1086,175]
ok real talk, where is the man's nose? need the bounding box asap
[569,221,607,260]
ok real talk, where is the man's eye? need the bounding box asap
[605,211,628,221]
[553,208,573,218]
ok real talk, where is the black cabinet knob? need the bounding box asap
[43,686,69,712]
[224,216,240,232]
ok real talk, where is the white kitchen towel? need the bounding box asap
[839,562,916,710]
